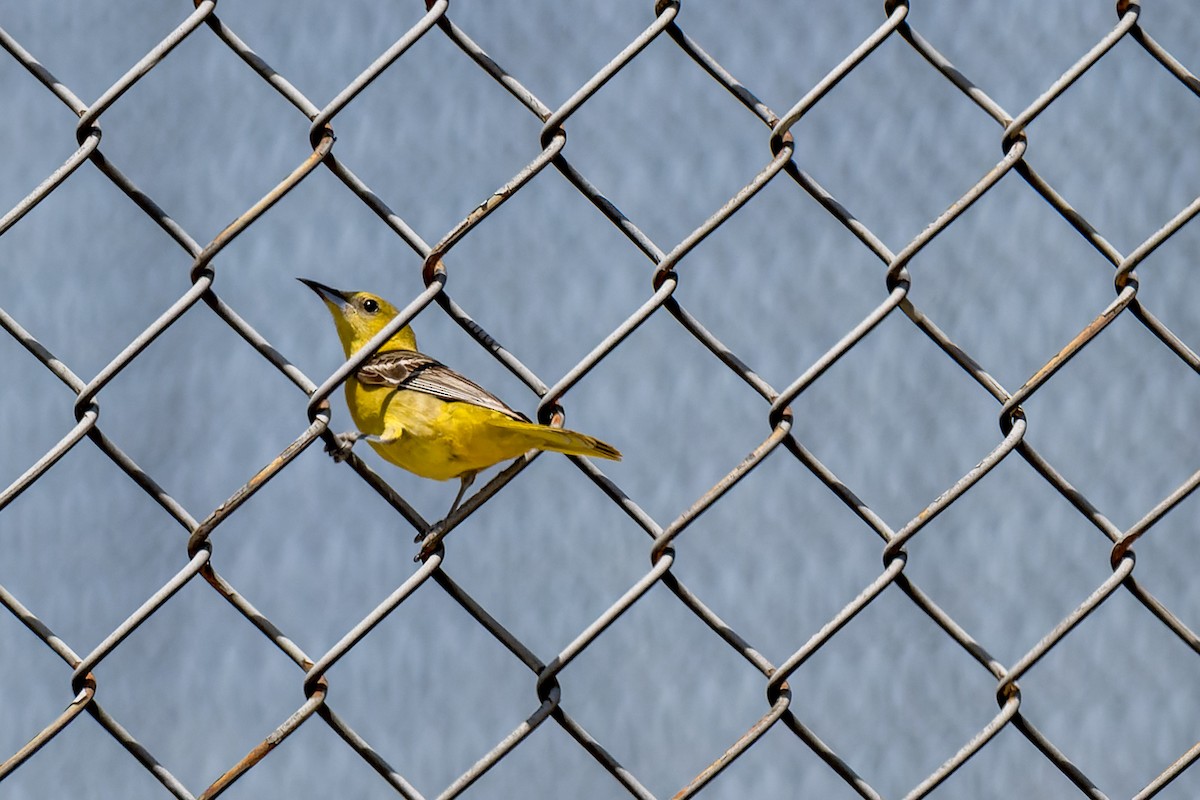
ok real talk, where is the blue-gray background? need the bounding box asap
[2,2,1199,798]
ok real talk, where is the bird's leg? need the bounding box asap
[418,472,476,542]
[449,472,476,516]
[326,431,395,463]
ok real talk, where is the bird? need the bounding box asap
[301,279,621,516]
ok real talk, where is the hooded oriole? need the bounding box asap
[301,279,620,513]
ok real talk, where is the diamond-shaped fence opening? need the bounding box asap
[2,2,1200,798]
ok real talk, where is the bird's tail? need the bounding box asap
[501,419,622,461]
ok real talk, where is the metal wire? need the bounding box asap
[2,1,1198,797]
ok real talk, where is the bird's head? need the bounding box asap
[299,278,418,357]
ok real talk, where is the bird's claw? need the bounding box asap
[326,431,362,463]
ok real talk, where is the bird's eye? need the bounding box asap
[362,298,379,313]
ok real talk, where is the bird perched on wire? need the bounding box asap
[301,279,621,515]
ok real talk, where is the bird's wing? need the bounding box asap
[357,350,528,421]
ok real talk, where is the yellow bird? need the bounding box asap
[301,279,621,514]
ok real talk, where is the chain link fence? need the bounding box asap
[2,2,1199,798]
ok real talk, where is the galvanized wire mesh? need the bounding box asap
[2,1,1199,798]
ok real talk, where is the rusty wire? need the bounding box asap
[2,1,1199,798]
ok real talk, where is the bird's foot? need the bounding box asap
[326,430,363,463]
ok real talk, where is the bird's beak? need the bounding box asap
[298,278,350,308]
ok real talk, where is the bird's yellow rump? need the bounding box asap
[301,279,621,513]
